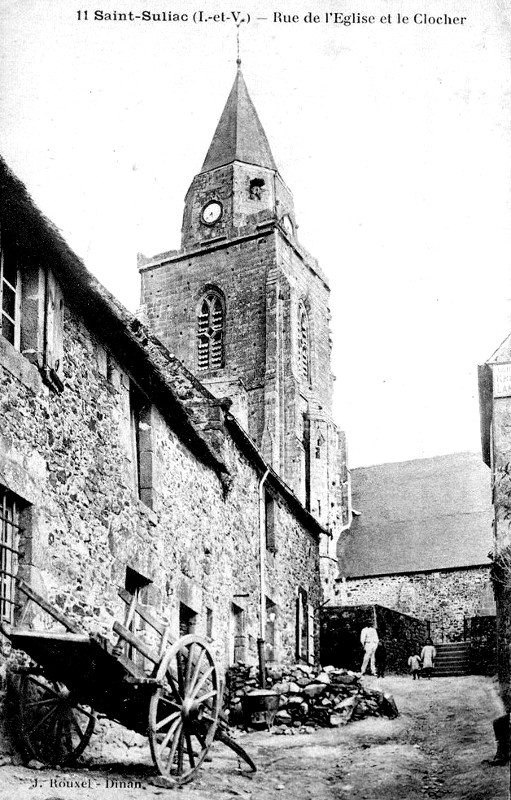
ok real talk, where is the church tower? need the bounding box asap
[139,67,350,586]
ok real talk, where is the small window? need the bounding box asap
[298,304,310,382]
[265,598,277,662]
[296,588,315,664]
[249,178,265,200]
[123,567,152,668]
[0,487,22,626]
[206,607,214,640]
[229,603,246,664]
[0,233,20,348]
[180,603,197,636]
[197,290,225,372]
[130,383,154,508]
[265,490,276,552]
[0,226,64,390]
[315,434,325,459]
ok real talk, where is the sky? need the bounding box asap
[1,0,510,467]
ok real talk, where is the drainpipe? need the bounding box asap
[258,468,270,688]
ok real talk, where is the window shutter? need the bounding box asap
[45,271,64,380]
[307,604,315,664]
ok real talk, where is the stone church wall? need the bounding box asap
[140,233,274,449]
[335,566,494,642]
[0,298,321,679]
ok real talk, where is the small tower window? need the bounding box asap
[197,290,225,371]
[315,434,325,459]
[298,305,310,382]
[249,178,265,200]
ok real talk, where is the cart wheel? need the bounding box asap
[149,634,221,784]
[15,673,96,765]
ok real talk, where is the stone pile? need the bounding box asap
[225,663,398,732]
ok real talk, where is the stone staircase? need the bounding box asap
[433,642,471,677]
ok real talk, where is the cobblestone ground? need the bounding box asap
[0,675,508,800]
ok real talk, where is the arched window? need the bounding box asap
[197,290,225,371]
[298,304,310,382]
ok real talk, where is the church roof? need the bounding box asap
[339,452,493,577]
[201,68,277,173]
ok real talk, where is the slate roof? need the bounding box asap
[201,68,277,173]
[339,452,493,577]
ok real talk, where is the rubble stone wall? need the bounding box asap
[0,299,322,756]
[469,615,497,675]
[320,604,428,674]
[140,227,349,539]
[489,367,511,712]
[337,567,494,642]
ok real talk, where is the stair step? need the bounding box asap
[436,656,470,662]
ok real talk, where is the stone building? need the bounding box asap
[138,66,350,593]
[479,340,511,707]
[335,453,495,642]
[0,152,324,695]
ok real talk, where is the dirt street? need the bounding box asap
[0,675,508,800]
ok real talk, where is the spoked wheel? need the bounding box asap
[15,673,96,765]
[149,634,221,785]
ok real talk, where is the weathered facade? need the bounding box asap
[138,68,350,594]
[479,339,511,707]
[335,453,495,642]
[0,154,323,696]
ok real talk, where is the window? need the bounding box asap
[179,603,197,636]
[249,178,265,200]
[298,304,310,382]
[265,598,277,663]
[197,290,224,371]
[265,490,276,552]
[0,234,20,348]
[296,588,315,664]
[206,607,214,640]
[123,567,152,668]
[130,383,154,508]
[0,225,64,391]
[0,488,22,625]
[315,434,325,459]
[230,603,246,664]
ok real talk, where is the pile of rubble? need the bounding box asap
[225,663,398,732]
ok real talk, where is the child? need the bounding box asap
[408,653,422,680]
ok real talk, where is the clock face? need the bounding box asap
[201,201,223,225]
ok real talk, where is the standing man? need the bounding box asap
[360,622,379,676]
[420,638,436,679]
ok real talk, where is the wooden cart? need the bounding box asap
[0,579,255,785]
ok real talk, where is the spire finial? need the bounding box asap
[236,23,242,68]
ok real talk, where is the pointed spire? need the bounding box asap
[201,70,277,173]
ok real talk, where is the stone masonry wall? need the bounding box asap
[469,615,497,676]
[486,343,511,712]
[0,297,322,756]
[140,226,348,540]
[140,236,271,453]
[336,566,494,642]
[320,604,428,674]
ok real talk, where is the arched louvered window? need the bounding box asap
[298,305,310,382]
[197,291,225,371]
